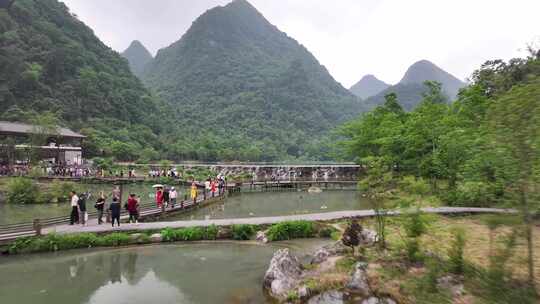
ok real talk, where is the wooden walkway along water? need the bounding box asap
[0,193,225,243]
[45,207,516,236]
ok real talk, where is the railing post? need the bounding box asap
[33,219,42,236]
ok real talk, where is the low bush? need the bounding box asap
[445,181,495,207]
[399,176,431,195]
[205,224,219,240]
[162,226,217,242]
[6,177,39,204]
[232,224,256,240]
[267,221,315,241]
[97,233,131,247]
[402,210,431,238]
[448,228,466,274]
[318,225,338,238]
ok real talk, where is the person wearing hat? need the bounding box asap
[169,187,178,209]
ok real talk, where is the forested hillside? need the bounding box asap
[0,0,174,161]
[121,40,153,78]
[364,60,466,111]
[142,0,364,161]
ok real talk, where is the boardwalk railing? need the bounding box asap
[0,194,224,243]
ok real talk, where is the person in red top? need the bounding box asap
[210,179,217,197]
[155,188,164,208]
[127,194,139,224]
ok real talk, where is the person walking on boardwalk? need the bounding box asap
[95,192,106,225]
[155,187,164,209]
[190,182,197,206]
[78,192,88,226]
[163,187,170,208]
[110,197,121,227]
[204,178,211,198]
[127,194,139,224]
[170,187,178,209]
[210,179,217,197]
[69,191,79,225]
[218,177,225,196]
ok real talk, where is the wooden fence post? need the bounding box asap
[33,219,42,236]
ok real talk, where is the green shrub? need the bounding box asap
[318,225,338,238]
[403,210,431,238]
[176,227,205,241]
[267,221,315,241]
[448,228,466,274]
[405,238,422,263]
[98,233,131,247]
[330,231,342,241]
[400,176,430,195]
[447,181,495,207]
[205,225,219,240]
[161,228,175,242]
[232,224,256,240]
[6,177,39,204]
[46,180,80,203]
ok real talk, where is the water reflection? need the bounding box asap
[0,240,329,304]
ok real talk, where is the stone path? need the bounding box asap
[45,207,516,235]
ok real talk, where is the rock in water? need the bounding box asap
[347,262,370,296]
[150,233,162,243]
[256,231,268,243]
[263,249,303,299]
[307,290,345,304]
[311,241,350,264]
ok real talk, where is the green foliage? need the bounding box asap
[266,221,315,241]
[405,238,422,263]
[0,0,167,162]
[231,224,256,240]
[448,228,466,274]
[318,225,338,238]
[204,224,219,240]
[161,227,206,242]
[402,210,431,238]
[335,257,357,273]
[400,176,430,195]
[98,233,131,247]
[6,177,39,204]
[45,180,80,203]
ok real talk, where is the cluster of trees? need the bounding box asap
[340,50,539,208]
[340,50,539,286]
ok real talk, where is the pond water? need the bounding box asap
[0,183,187,225]
[170,190,369,221]
[0,188,367,225]
[0,239,330,304]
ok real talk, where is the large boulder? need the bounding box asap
[263,249,303,299]
[256,230,268,243]
[311,241,350,264]
[360,229,378,246]
[307,290,345,304]
[346,262,370,296]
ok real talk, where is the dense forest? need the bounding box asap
[0,0,176,162]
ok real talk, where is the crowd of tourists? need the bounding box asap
[66,176,227,229]
[68,187,140,228]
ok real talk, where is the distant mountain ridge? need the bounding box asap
[141,0,364,159]
[121,40,153,78]
[364,60,466,111]
[349,74,390,99]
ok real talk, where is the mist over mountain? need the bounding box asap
[364,60,466,111]
[349,74,390,99]
[121,40,153,78]
[141,0,364,159]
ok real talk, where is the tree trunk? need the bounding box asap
[521,183,535,285]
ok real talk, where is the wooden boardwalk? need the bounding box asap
[45,207,516,235]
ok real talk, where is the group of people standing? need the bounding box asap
[154,186,179,209]
[69,187,140,228]
[204,176,226,197]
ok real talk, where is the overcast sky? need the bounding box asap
[61,0,540,87]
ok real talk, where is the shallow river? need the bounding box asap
[0,239,330,304]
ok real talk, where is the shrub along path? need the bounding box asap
[46,207,515,235]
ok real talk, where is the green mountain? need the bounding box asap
[349,74,390,99]
[365,60,466,111]
[0,0,167,160]
[121,40,153,78]
[142,0,364,160]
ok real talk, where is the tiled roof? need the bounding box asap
[0,121,85,138]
